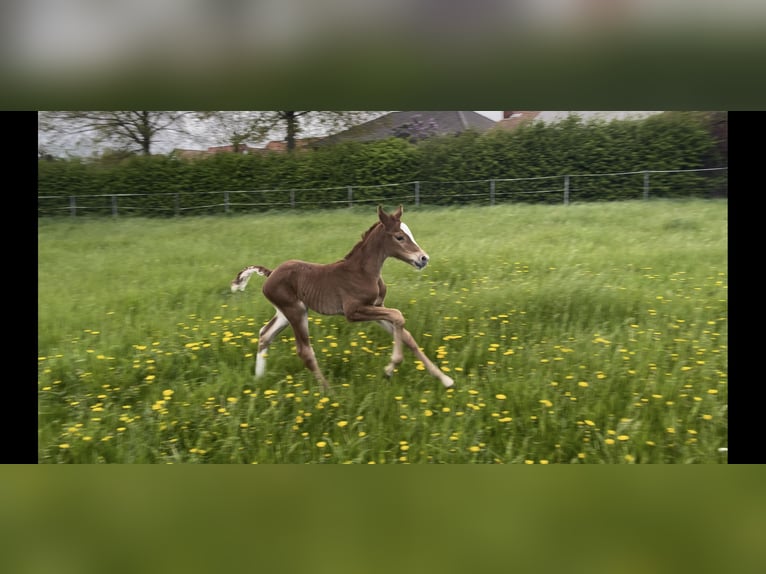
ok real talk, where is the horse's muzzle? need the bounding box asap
[413,254,429,270]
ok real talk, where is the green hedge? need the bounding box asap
[37,112,726,217]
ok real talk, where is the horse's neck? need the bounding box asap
[343,224,388,276]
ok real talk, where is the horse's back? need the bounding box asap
[262,260,345,315]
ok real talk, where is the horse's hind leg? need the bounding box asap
[256,309,290,378]
[282,303,330,392]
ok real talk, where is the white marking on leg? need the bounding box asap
[255,309,289,378]
[255,349,267,378]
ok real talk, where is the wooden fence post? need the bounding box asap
[643,171,650,200]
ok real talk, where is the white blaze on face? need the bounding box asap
[399,222,418,246]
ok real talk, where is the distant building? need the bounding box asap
[172,138,320,159]
[315,111,497,146]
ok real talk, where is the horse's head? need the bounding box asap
[378,205,430,270]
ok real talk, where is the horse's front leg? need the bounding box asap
[403,328,454,388]
[375,320,404,377]
[344,305,405,377]
[377,320,454,388]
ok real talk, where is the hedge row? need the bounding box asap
[38,112,726,216]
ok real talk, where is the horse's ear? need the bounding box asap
[378,205,402,226]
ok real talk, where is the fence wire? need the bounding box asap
[37,167,727,218]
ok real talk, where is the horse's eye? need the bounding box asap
[395,235,405,241]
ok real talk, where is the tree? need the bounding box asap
[198,111,388,152]
[38,111,193,156]
[192,111,271,153]
[390,114,439,143]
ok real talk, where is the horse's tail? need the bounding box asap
[230,265,272,292]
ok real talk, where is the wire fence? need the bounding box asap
[37,167,728,218]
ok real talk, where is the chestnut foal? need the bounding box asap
[230,205,454,392]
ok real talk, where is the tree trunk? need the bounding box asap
[285,111,297,152]
[138,112,152,155]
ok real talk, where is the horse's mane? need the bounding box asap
[343,221,383,260]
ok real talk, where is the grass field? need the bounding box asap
[37,199,728,463]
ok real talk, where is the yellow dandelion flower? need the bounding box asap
[468,445,481,453]
[702,414,713,421]
[495,393,507,400]
[316,441,327,448]
[337,421,348,428]
[498,417,512,423]
[584,419,595,427]
[577,453,586,459]
[59,443,70,449]
[424,409,433,417]
[524,460,534,464]
[578,381,589,388]
[605,438,616,445]
[617,435,630,441]
[540,460,549,465]
[624,454,636,463]
[240,423,249,429]
[539,399,553,408]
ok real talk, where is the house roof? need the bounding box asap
[316,111,497,145]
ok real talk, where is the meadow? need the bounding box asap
[37,199,728,463]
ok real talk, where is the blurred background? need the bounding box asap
[6,0,766,108]
[2,466,764,574]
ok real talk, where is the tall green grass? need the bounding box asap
[38,200,727,463]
